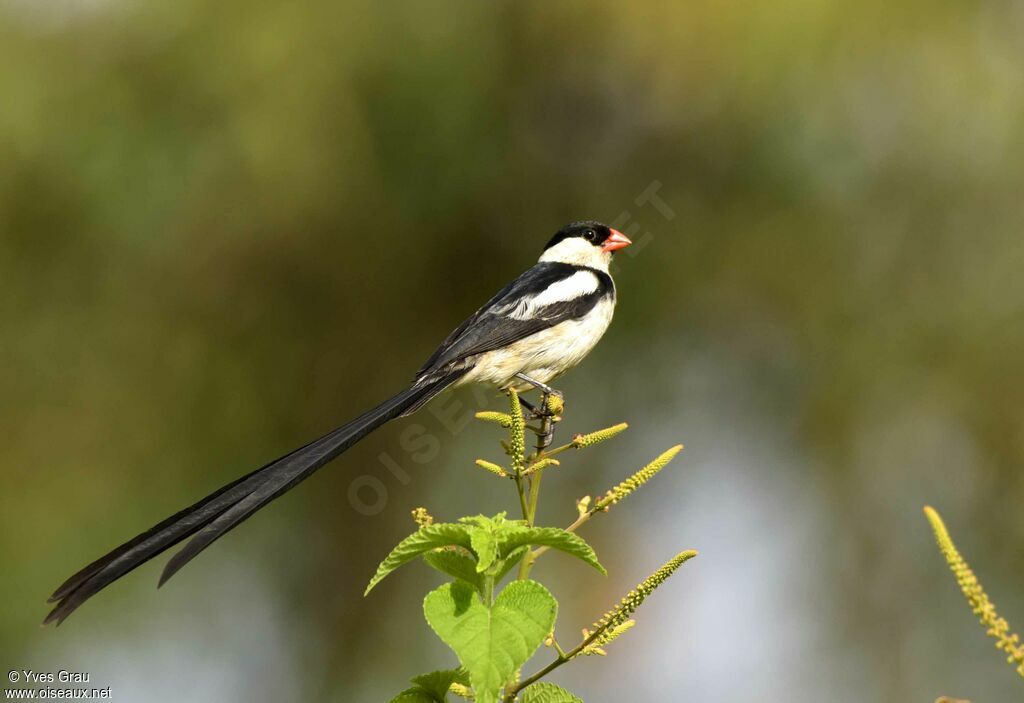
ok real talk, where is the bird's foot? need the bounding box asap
[518,394,562,421]
[510,373,563,449]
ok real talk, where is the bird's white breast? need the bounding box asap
[460,295,616,388]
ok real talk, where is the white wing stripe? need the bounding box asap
[497,271,600,320]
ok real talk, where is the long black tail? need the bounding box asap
[44,371,465,625]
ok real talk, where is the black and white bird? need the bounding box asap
[45,221,632,624]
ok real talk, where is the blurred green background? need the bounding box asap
[3,1,1023,701]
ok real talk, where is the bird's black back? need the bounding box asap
[415,261,614,380]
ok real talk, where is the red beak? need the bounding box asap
[602,229,632,253]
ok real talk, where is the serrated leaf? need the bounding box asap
[410,669,463,701]
[388,688,438,703]
[520,682,583,703]
[423,550,484,592]
[459,512,524,529]
[494,545,529,584]
[424,580,558,703]
[459,515,493,528]
[498,527,606,575]
[471,528,498,573]
[366,524,473,595]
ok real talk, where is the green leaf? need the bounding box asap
[520,682,584,703]
[423,550,484,592]
[388,689,438,703]
[424,580,558,703]
[366,524,473,595]
[388,668,467,703]
[498,527,606,575]
[494,545,529,584]
[471,528,498,573]
[410,669,464,701]
[459,512,520,529]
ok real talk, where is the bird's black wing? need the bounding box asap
[414,275,525,378]
[416,262,612,378]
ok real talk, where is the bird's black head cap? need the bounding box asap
[543,221,615,252]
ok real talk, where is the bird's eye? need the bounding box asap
[584,229,596,241]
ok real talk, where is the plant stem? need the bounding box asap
[516,395,557,581]
[525,457,545,524]
[483,573,495,608]
[516,477,545,579]
[513,473,530,523]
[503,627,606,702]
[537,441,575,459]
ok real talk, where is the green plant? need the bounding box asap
[368,389,697,702]
[924,505,1024,682]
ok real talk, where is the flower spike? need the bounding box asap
[924,506,1024,678]
[594,445,683,511]
[571,423,628,449]
[585,550,697,652]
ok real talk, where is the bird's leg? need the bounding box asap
[535,396,556,450]
[519,396,552,435]
[514,373,562,448]
[519,396,558,435]
[518,396,541,418]
[514,372,562,401]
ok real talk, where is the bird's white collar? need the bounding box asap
[538,238,612,272]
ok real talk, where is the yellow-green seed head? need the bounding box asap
[474,459,509,478]
[475,411,513,428]
[591,550,697,635]
[507,388,527,473]
[411,507,434,527]
[520,457,561,477]
[571,423,629,449]
[545,393,565,416]
[576,496,592,518]
[594,444,683,511]
[924,506,1024,678]
[449,683,473,699]
[581,620,636,656]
